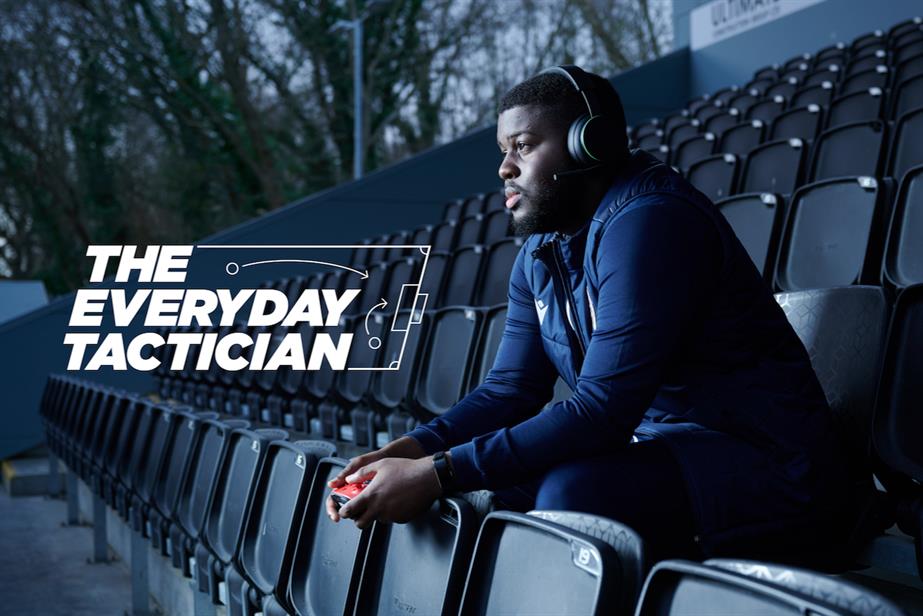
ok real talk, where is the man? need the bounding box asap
[326,66,850,561]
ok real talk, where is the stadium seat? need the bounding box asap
[442,200,463,222]
[169,417,251,576]
[840,66,890,96]
[719,120,765,156]
[476,237,523,306]
[442,245,487,306]
[846,50,890,76]
[716,192,785,280]
[774,177,888,291]
[147,407,220,555]
[776,286,889,497]
[482,209,512,243]
[826,88,886,129]
[809,120,887,182]
[636,559,906,615]
[769,104,825,141]
[687,153,740,202]
[195,427,288,604]
[728,90,761,116]
[882,164,923,289]
[740,138,807,195]
[413,306,483,420]
[891,74,923,120]
[674,133,716,170]
[466,304,507,393]
[225,440,336,616]
[283,457,372,616]
[461,194,485,218]
[871,284,923,581]
[704,108,742,137]
[352,497,479,615]
[765,76,800,101]
[484,191,505,213]
[790,81,836,108]
[667,119,702,149]
[417,250,449,309]
[894,53,923,88]
[747,96,787,125]
[459,510,647,615]
[888,106,923,182]
[430,220,459,252]
[456,213,485,247]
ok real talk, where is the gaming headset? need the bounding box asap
[539,65,625,170]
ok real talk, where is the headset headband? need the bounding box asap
[539,65,602,119]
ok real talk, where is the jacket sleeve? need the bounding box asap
[446,197,723,491]
[405,245,559,455]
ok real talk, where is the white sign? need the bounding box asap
[690,0,826,50]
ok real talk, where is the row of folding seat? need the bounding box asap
[708,163,923,292]
[651,106,921,191]
[632,17,923,145]
[38,281,922,614]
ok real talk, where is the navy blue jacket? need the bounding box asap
[407,150,846,553]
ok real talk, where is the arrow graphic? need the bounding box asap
[364,299,388,335]
[235,259,369,279]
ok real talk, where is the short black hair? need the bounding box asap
[498,69,629,159]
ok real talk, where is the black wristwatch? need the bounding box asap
[432,451,457,494]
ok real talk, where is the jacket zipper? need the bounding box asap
[533,237,586,379]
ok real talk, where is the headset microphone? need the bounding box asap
[552,164,603,181]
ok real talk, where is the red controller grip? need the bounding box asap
[331,480,369,509]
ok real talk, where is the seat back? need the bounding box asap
[354,497,478,615]
[201,427,288,564]
[467,305,507,393]
[285,457,370,616]
[443,245,486,306]
[809,120,887,182]
[826,89,885,129]
[476,238,523,306]
[459,511,647,616]
[687,153,739,202]
[774,177,886,290]
[888,106,923,182]
[369,308,429,411]
[151,409,219,519]
[636,560,905,615]
[873,284,923,484]
[882,164,923,288]
[174,418,251,539]
[740,138,806,195]
[237,440,336,597]
[770,104,824,141]
[775,287,889,470]
[706,560,907,616]
[414,307,483,419]
[716,192,785,280]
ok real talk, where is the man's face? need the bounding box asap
[497,105,577,236]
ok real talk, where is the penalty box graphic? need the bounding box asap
[64,244,432,372]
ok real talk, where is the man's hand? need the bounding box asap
[326,436,426,522]
[327,456,441,530]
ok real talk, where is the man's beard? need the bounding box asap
[508,176,573,237]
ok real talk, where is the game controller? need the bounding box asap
[331,480,370,509]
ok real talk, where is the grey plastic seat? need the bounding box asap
[482,209,511,244]
[353,497,478,615]
[770,104,825,141]
[888,106,923,183]
[414,306,483,420]
[194,427,289,605]
[442,245,487,306]
[636,559,906,615]
[774,177,887,291]
[687,153,739,202]
[826,88,885,129]
[459,510,647,616]
[716,192,785,280]
[740,138,807,195]
[169,417,251,576]
[719,120,765,156]
[809,120,887,182]
[775,287,889,483]
[476,237,523,306]
[467,304,507,394]
[883,164,923,289]
[225,440,336,616]
[283,457,372,616]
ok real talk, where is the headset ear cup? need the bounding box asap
[568,114,592,165]
[580,115,619,164]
